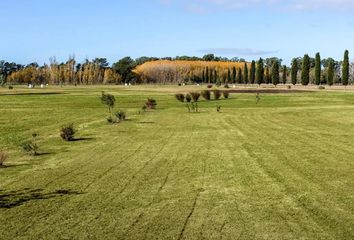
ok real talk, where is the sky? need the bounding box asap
[1,0,354,65]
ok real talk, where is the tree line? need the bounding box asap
[0,51,352,86]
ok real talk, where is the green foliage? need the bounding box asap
[342,50,349,86]
[282,65,287,84]
[189,92,200,102]
[115,110,126,121]
[256,58,264,85]
[100,92,116,116]
[301,54,310,86]
[271,61,280,86]
[327,59,335,86]
[112,56,136,82]
[224,84,229,88]
[243,63,249,84]
[175,93,185,102]
[216,105,221,113]
[264,68,270,84]
[60,124,76,141]
[213,90,221,100]
[315,52,321,85]
[291,58,298,85]
[201,90,211,100]
[185,94,192,102]
[20,133,39,155]
[232,67,237,83]
[237,68,242,84]
[250,61,256,84]
[145,98,157,109]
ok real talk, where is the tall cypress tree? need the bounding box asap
[271,61,280,86]
[282,65,287,84]
[250,60,256,84]
[301,54,310,86]
[214,69,218,83]
[342,50,349,86]
[327,58,334,86]
[264,68,270,84]
[205,67,209,83]
[227,68,231,83]
[202,69,205,83]
[244,63,249,84]
[237,68,242,84]
[315,52,321,85]
[256,58,264,85]
[232,67,237,83]
[291,58,298,85]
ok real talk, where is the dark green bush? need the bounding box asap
[20,134,39,155]
[115,110,126,121]
[175,94,185,102]
[201,90,211,100]
[223,91,229,99]
[145,98,157,109]
[207,84,213,88]
[213,90,221,100]
[224,84,229,88]
[8,85,13,90]
[190,92,200,102]
[318,86,325,90]
[60,124,76,141]
[185,94,192,102]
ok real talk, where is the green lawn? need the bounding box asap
[0,85,353,239]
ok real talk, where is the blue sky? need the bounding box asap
[1,0,354,65]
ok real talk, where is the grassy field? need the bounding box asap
[0,85,353,239]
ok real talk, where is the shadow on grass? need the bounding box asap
[138,121,155,124]
[0,188,83,209]
[70,137,95,142]
[1,92,65,96]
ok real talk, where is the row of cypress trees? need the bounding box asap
[199,50,350,86]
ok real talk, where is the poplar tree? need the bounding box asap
[214,69,218,83]
[342,50,349,86]
[256,58,264,85]
[315,52,321,85]
[327,58,334,86]
[282,65,287,84]
[250,60,256,84]
[301,54,310,86]
[232,67,237,83]
[291,58,298,85]
[244,63,249,84]
[202,69,205,83]
[271,61,280,86]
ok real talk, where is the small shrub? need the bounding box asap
[185,94,192,103]
[216,106,221,113]
[175,93,185,102]
[141,105,147,112]
[8,85,14,90]
[201,90,211,100]
[207,84,213,88]
[256,93,261,104]
[287,85,292,89]
[0,151,8,167]
[189,92,200,102]
[60,124,76,141]
[213,90,221,100]
[224,84,229,88]
[20,134,39,156]
[145,98,157,109]
[223,91,229,99]
[115,110,126,121]
[100,92,115,117]
[318,86,325,90]
[106,116,114,123]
